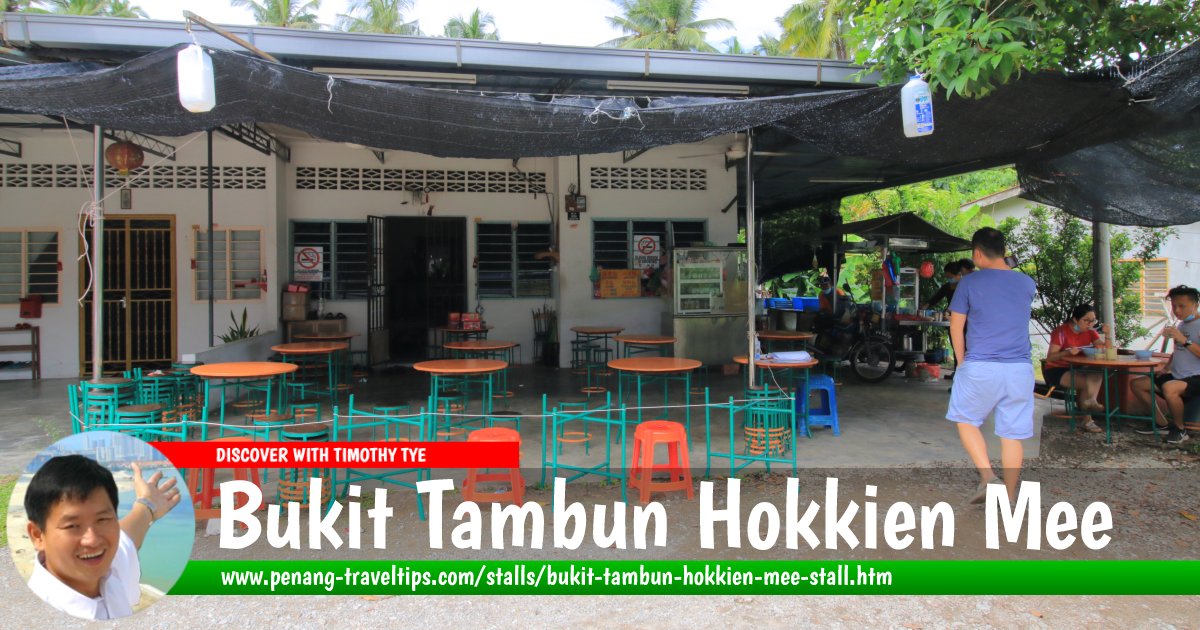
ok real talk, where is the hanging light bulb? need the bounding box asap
[177,44,216,113]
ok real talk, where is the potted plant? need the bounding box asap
[218,308,260,343]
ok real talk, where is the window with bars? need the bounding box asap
[476,223,553,298]
[0,230,60,305]
[194,228,263,301]
[290,221,370,300]
[1122,258,1169,317]
[592,219,706,269]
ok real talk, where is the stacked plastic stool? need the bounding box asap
[628,420,693,504]
[800,373,839,436]
[462,427,525,505]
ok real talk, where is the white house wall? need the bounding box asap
[285,142,736,367]
[554,150,738,366]
[1,132,737,378]
[0,131,276,379]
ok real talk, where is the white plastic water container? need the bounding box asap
[900,74,934,137]
[177,44,216,113]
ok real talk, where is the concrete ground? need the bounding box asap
[0,363,1040,474]
[6,366,1198,628]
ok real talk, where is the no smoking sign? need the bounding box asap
[293,246,324,281]
[632,234,661,270]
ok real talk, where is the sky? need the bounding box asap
[142,0,794,50]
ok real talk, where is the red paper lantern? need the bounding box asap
[919,260,935,279]
[104,141,144,176]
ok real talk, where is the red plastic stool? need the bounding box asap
[186,436,262,524]
[628,420,694,504]
[462,427,525,505]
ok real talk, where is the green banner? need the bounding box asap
[171,560,1199,595]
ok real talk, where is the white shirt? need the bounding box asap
[28,529,141,620]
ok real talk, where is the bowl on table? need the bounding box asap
[1080,347,1098,358]
[1134,349,1154,360]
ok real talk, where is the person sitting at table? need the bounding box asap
[1131,285,1200,445]
[1043,303,1108,432]
[922,261,963,310]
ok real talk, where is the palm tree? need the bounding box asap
[230,0,321,29]
[336,0,421,35]
[754,33,784,56]
[603,0,733,52]
[775,0,854,60]
[31,0,108,14]
[105,0,147,18]
[723,37,747,54]
[443,8,499,40]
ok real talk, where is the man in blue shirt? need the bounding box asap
[947,228,1037,503]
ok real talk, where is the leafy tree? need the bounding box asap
[337,0,420,34]
[723,36,747,54]
[847,0,1200,98]
[30,0,107,14]
[831,168,1013,301]
[777,0,854,60]
[1000,205,1175,346]
[754,33,783,56]
[105,0,145,18]
[443,8,499,40]
[603,0,733,52]
[231,0,321,29]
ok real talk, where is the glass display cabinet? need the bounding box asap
[662,246,749,365]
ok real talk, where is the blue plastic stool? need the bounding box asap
[800,374,840,436]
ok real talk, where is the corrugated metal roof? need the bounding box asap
[0,13,876,95]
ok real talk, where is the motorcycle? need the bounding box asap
[811,302,895,383]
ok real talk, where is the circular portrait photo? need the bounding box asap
[6,431,193,621]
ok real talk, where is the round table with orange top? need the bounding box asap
[756,330,815,352]
[291,333,359,393]
[1062,354,1169,443]
[413,359,508,434]
[608,356,702,425]
[272,341,350,403]
[438,325,494,356]
[615,334,676,357]
[444,340,519,398]
[191,362,299,437]
[292,332,358,342]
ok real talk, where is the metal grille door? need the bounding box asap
[367,214,389,366]
[81,216,175,376]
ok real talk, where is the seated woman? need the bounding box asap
[1044,303,1108,432]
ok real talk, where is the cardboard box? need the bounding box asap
[286,283,310,293]
[282,304,306,322]
[462,320,482,330]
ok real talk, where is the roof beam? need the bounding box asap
[217,122,291,162]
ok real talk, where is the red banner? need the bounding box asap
[151,441,519,469]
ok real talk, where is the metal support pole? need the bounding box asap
[90,126,105,379]
[1095,223,1117,349]
[1092,222,1104,315]
[745,130,757,388]
[207,130,215,346]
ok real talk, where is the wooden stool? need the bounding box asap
[628,420,693,504]
[462,427,524,505]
